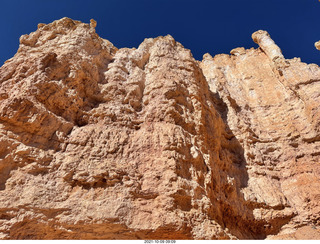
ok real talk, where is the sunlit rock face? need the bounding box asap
[0,18,320,240]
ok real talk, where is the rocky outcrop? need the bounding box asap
[201,35,320,239]
[0,17,320,239]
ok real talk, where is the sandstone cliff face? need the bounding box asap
[0,18,320,240]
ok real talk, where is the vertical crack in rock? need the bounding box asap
[0,18,320,240]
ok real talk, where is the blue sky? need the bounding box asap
[1,0,320,65]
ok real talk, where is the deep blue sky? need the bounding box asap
[1,0,320,65]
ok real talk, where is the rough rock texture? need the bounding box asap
[0,18,320,240]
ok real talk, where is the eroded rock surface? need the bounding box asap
[0,18,320,239]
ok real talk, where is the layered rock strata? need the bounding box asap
[0,18,320,239]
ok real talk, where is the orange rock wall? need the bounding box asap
[0,18,319,239]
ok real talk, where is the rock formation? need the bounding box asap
[0,17,320,240]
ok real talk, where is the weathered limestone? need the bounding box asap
[315,40,320,51]
[201,30,320,240]
[0,18,320,240]
[252,30,284,62]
